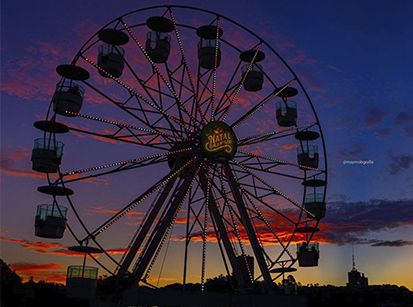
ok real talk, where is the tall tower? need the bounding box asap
[347,247,368,288]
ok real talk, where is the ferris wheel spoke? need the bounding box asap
[68,125,170,150]
[242,189,295,261]
[213,53,243,117]
[80,79,183,138]
[65,110,178,144]
[80,157,198,242]
[236,150,319,172]
[122,59,186,137]
[209,17,221,121]
[230,79,295,128]
[59,148,192,185]
[235,161,305,181]
[121,20,201,130]
[219,46,263,122]
[167,8,204,124]
[216,167,295,225]
[237,123,317,146]
[164,62,196,99]
[61,157,166,185]
[214,78,242,118]
[198,79,215,119]
[240,182,296,225]
[80,56,195,134]
[162,61,186,134]
[231,159,316,219]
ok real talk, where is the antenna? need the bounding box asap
[352,246,356,270]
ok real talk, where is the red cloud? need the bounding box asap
[0,147,107,185]
[0,236,125,258]
[280,143,297,153]
[106,247,128,255]
[85,205,142,217]
[10,262,66,284]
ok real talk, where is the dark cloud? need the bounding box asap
[327,193,351,202]
[375,128,391,139]
[338,143,366,159]
[316,199,413,246]
[394,112,413,126]
[370,240,413,247]
[364,106,386,128]
[388,153,413,175]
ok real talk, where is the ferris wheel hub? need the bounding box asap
[200,121,237,162]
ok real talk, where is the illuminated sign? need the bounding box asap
[200,122,237,161]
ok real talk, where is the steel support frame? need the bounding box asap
[199,173,252,289]
[117,177,178,277]
[133,165,198,282]
[223,163,274,290]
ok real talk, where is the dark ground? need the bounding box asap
[2,259,412,307]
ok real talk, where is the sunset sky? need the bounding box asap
[1,0,413,290]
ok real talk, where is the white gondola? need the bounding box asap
[35,204,67,239]
[52,80,84,116]
[297,144,319,170]
[31,138,63,173]
[276,101,297,127]
[98,44,125,78]
[304,193,326,219]
[242,64,264,92]
[297,242,319,267]
[66,265,98,298]
[145,31,171,63]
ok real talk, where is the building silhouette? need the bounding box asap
[347,248,368,288]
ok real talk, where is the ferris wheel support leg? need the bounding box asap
[133,165,198,283]
[117,177,178,278]
[199,174,252,289]
[223,163,275,291]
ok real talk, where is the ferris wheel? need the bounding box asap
[31,5,327,297]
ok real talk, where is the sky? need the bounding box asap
[1,0,413,290]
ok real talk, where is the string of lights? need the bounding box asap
[200,165,212,291]
[81,55,193,133]
[210,17,221,121]
[121,21,200,128]
[231,79,295,128]
[89,157,198,238]
[144,161,204,281]
[218,169,254,284]
[64,148,191,176]
[237,124,310,146]
[64,110,178,140]
[168,9,207,124]
[231,159,316,218]
[220,46,261,122]
[237,149,319,171]
[241,186,295,260]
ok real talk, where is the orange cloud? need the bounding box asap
[10,262,66,284]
